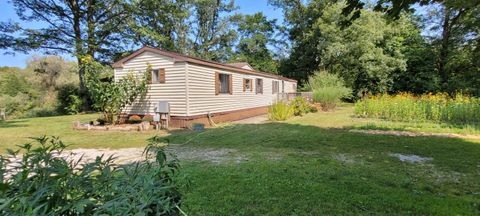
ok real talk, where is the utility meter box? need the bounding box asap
[155,101,170,113]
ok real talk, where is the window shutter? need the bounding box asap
[228,75,233,95]
[272,81,274,93]
[256,79,263,94]
[159,69,166,83]
[260,80,263,94]
[215,72,220,95]
[243,79,246,92]
[250,79,253,92]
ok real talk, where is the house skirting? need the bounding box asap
[170,106,269,128]
[124,106,269,128]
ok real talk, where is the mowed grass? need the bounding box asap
[1,106,480,214]
[0,113,165,151]
[161,105,480,215]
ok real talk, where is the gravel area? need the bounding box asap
[231,114,269,124]
[59,144,249,165]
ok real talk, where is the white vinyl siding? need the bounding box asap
[186,63,296,116]
[113,51,297,117]
[114,51,187,116]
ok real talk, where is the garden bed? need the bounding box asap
[72,121,152,131]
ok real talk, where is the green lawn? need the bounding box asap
[1,105,480,215]
[0,113,166,151]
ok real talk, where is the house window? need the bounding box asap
[272,80,279,94]
[282,81,285,93]
[256,78,263,94]
[151,69,165,83]
[215,72,232,95]
[243,78,252,92]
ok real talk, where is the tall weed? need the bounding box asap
[269,101,294,121]
[308,70,351,110]
[355,93,480,126]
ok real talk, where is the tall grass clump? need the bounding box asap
[355,93,480,126]
[307,70,351,110]
[269,101,294,121]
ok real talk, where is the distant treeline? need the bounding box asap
[0,57,82,119]
[0,0,478,108]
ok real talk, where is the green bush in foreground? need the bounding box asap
[0,136,184,215]
[355,93,480,126]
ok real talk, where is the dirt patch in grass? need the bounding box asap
[349,129,480,140]
[389,153,433,163]
[167,145,249,164]
[66,148,145,164]
[332,153,361,164]
[56,145,250,165]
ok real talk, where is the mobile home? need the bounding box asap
[112,46,297,127]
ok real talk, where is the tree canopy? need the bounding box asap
[1,0,479,105]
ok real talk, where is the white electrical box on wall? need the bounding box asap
[155,101,169,113]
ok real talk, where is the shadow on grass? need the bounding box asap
[0,119,29,128]
[162,122,480,172]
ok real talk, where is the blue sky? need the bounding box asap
[0,0,284,68]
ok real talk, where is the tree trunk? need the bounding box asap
[438,7,451,91]
[68,0,90,110]
[437,7,466,93]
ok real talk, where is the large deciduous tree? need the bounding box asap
[344,0,480,95]
[0,0,130,107]
[126,0,191,53]
[270,0,328,82]
[231,12,280,73]
[272,0,413,97]
[429,1,480,93]
[191,0,238,61]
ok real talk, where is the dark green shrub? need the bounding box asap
[129,115,142,123]
[97,117,106,125]
[24,107,58,118]
[142,115,154,122]
[56,84,83,114]
[0,136,184,215]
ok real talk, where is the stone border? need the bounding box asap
[72,121,151,131]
